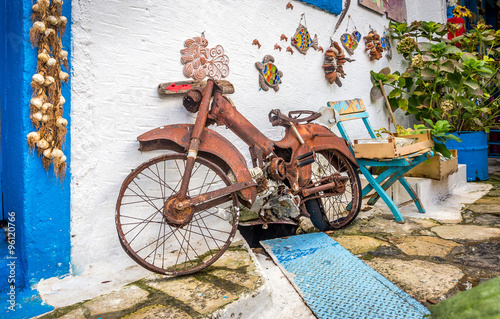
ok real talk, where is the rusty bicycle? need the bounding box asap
[116,79,361,275]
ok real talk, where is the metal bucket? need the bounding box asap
[445,131,489,181]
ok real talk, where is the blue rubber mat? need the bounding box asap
[261,233,430,319]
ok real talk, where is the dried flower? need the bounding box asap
[396,37,417,55]
[411,54,424,69]
[440,100,454,112]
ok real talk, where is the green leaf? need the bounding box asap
[444,45,461,55]
[422,54,438,61]
[421,67,437,80]
[464,79,479,90]
[388,88,402,99]
[473,118,484,127]
[461,52,474,61]
[440,60,455,73]
[398,98,409,111]
[417,42,432,52]
[379,67,391,76]
[370,86,383,101]
[433,142,452,158]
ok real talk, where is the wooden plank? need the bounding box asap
[327,99,366,115]
[158,80,235,95]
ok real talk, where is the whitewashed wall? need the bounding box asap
[70,0,446,274]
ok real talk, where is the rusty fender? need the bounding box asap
[137,124,256,206]
[298,123,358,167]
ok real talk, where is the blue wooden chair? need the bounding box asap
[321,99,434,223]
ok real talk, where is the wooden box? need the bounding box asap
[405,150,458,180]
[353,130,434,159]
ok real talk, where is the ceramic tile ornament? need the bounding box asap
[381,28,392,60]
[255,55,283,92]
[359,0,407,23]
[340,16,359,55]
[291,14,319,55]
[181,33,229,81]
[323,41,354,87]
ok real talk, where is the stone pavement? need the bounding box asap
[35,160,500,318]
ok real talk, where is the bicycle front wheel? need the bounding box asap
[116,153,239,275]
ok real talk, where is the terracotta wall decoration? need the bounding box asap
[381,28,392,60]
[363,30,384,61]
[274,44,282,51]
[28,0,69,178]
[323,41,354,87]
[180,33,230,81]
[358,0,407,23]
[255,55,283,92]
[296,0,343,15]
[286,2,294,10]
[291,14,319,55]
[252,39,262,49]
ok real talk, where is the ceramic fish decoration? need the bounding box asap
[291,24,319,55]
[340,32,358,55]
[255,55,283,92]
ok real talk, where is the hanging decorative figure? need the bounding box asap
[291,14,319,55]
[323,41,354,87]
[255,55,283,92]
[381,28,392,60]
[340,16,359,55]
[180,33,230,81]
[364,28,384,61]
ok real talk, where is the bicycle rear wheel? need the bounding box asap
[305,150,361,230]
[116,153,239,275]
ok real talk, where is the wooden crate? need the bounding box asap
[353,130,434,159]
[405,150,458,180]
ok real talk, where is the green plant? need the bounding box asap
[370,20,500,134]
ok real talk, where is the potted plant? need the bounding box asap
[370,20,500,181]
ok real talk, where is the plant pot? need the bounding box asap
[445,131,489,181]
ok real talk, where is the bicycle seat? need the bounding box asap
[268,109,321,127]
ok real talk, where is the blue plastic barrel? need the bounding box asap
[445,131,489,181]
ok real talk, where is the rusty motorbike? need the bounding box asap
[116,79,361,275]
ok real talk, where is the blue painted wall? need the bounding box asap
[1,0,71,316]
[297,0,343,15]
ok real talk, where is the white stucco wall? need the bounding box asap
[70,0,446,274]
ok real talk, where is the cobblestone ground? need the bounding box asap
[36,162,500,318]
[327,161,500,307]
[35,241,266,319]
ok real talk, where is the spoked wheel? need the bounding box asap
[116,153,239,275]
[304,150,362,230]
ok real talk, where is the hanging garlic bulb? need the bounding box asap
[41,115,49,123]
[32,112,43,121]
[32,4,41,12]
[32,21,46,33]
[46,58,57,67]
[59,96,66,105]
[30,97,43,109]
[45,134,53,143]
[41,102,53,112]
[59,50,68,59]
[53,0,63,5]
[56,117,68,127]
[32,73,45,85]
[44,76,55,87]
[44,29,55,37]
[47,16,58,26]
[27,132,41,146]
[38,0,50,5]
[51,149,64,158]
[38,52,50,62]
[37,139,49,149]
[59,71,69,81]
[58,16,67,28]
[43,148,53,158]
[60,155,67,162]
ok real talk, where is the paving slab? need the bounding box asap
[365,258,464,302]
[450,242,500,270]
[208,249,253,269]
[431,225,500,241]
[58,308,85,319]
[467,196,500,215]
[122,305,192,319]
[332,235,387,255]
[146,277,236,314]
[394,236,461,258]
[84,285,149,316]
[208,268,261,290]
[360,216,423,237]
